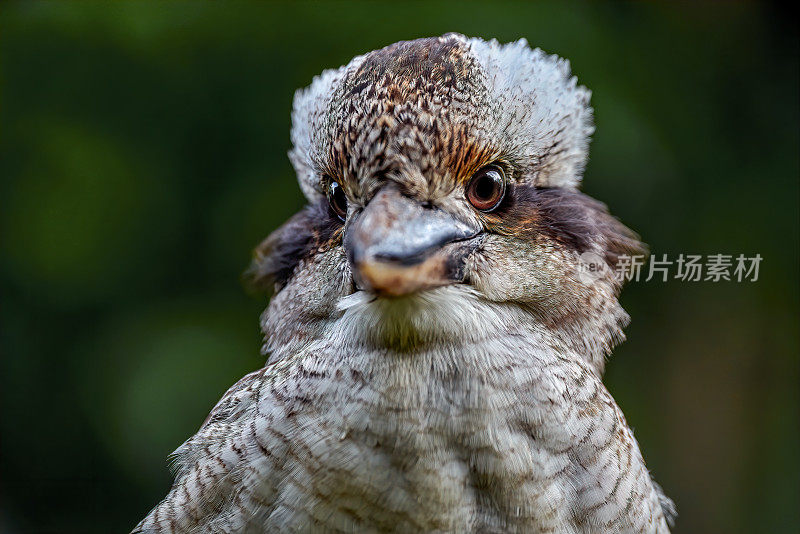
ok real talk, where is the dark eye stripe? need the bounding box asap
[485,184,645,270]
[245,199,342,292]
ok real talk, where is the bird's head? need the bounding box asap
[248,34,644,370]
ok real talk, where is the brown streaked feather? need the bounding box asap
[344,35,476,100]
[440,125,503,186]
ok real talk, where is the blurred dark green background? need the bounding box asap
[1,2,797,533]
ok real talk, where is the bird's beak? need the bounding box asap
[345,185,481,297]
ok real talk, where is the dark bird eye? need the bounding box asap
[327,180,348,221]
[466,165,506,212]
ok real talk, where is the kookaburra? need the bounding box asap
[134,34,675,533]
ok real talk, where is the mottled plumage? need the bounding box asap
[134,34,674,533]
